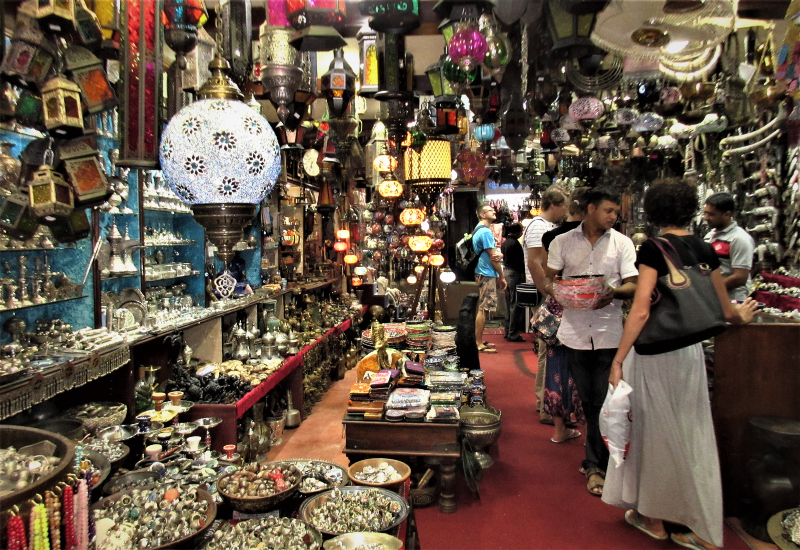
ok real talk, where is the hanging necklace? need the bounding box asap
[7,513,29,550]
[46,490,61,550]
[75,479,88,550]
[62,485,76,550]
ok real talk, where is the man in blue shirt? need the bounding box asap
[474,204,507,353]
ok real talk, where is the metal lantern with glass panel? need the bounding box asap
[86,0,122,57]
[35,0,76,31]
[320,48,356,120]
[162,0,208,119]
[259,16,304,125]
[159,51,281,288]
[73,0,105,50]
[1,20,58,88]
[64,45,117,114]
[220,0,252,89]
[28,163,75,224]
[49,208,91,243]
[374,32,414,102]
[0,189,39,240]
[59,137,112,207]
[358,0,419,34]
[41,75,85,138]
[404,138,452,208]
[544,0,603,55]
[285,0,346,51]
[357,27,378,96]
[425,56,461,135]
[183,27,215,91]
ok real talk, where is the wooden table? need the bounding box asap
[342,416,461,513]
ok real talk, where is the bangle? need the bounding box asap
[612,359,623,365]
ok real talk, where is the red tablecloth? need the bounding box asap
[759,272,800,289]
[235,317,355,417]
[752,290,800,314]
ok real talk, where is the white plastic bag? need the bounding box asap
[599,380,633,468]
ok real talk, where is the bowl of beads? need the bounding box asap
[553,276,606,311]
[347,458,411,489]
[216,461,301,513]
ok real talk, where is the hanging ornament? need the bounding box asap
[448,24,488,73]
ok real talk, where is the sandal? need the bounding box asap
[482,341,495,348]
[551,429,581,443]
[625,510,668,540]
[477,345,497,353]
[670,533,716,550]
[585,468,605,497]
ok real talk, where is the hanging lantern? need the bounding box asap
[374,32,414,102]
[501,91,528,152]
[404,138,452,208]
[73,0,105,50]
[377,173,403,199]
[183,27,215,91]
[439,267,456,283]
[64,45,117,114]
[220,0,252,89]
[357,27,379,96]
[160,55,282,264]
[58,137,112,207]
[41,75,85,138]
[425,55,457,100]
[414,264,426,274]
[35,0,76,32]
[1,19,58,88]
[454,148,491,186]
[259,22,304,125]
[315,177,337,216]
[408,234,433,253]
[86,0,122,57]
[406,274,417,284]
[320,48,356,119]
[27,164,75,224]
[429,254,445,267]
[358,0,420,33]
[336,228,350,239]
[333,240,348,251]
[49,208,91,243]
[448,22,488,73]
[372,148,397,174]
[15,90,44,130]
[473,123,494,141]
[351,276,363,286]
[344,252,359,264]
[353,266,367,276]
[544,0,601,56]
[0,189,39,240]
[162,0,208,119]
[119,0,163,167]
[286,0,347,51]
[399,207,425,226]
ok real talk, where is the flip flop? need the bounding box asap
[625,510,668,540]
[482,341,495,348]
[551,429,581,443]
[478,346,497,353]
[670,533,711,550]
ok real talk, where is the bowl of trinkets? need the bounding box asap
[348,458,410,489]
[298,486,409,536]
[216,461,301,513]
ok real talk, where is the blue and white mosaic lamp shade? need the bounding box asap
[159,98,282,205]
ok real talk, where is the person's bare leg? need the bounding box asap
[475,309,486,348]
[552,416,567,441]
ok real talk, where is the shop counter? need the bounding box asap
[342,415,461,514]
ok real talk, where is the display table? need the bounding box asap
[342,415,461,513]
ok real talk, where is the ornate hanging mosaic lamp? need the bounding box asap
[404,138,452,208]
[160,34,281,295]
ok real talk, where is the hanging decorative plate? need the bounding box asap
[568,97,605,121]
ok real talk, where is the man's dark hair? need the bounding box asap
[505,222,523,237]
[705,192,735,214]
[585,186,622,208]
[644,178,698,228]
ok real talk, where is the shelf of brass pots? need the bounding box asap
[145,270,201,282]
[143,240,197,247]
[101,273,140,281]
[0,294,87,313]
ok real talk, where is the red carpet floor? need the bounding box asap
[268,334,755,550]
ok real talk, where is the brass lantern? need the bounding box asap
[0,189,39,240]
[14,90,45,130]
[183,27,215,91]
[35,0,76,32]
[220,0,252,89]
[64,45,117,114]
[41,75,85,138]
[86,0,122,58]
[259,21,304,125]
[285,0,346,51]
[58,137,111,207]
[28,164,75,224]
[1,19,58,88]
[73,0,105,50]
[404,138,452,208]
[320,48,356,119]
[49,208,91,243]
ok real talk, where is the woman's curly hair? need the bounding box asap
[643,178,698,228]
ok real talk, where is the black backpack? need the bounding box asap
[456,226,488,280]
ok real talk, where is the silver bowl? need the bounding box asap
[460,405,502,469]
[323,532,403,550]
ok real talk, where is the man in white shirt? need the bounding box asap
[522,185,569,424]
[543,187,638,497]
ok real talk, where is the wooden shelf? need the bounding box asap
[0,295,86,312]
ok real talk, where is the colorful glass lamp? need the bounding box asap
[404,138,452,208]
[285,0,347,51]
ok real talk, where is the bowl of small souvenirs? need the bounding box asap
[347,459,410,489]
[216,461,301,513]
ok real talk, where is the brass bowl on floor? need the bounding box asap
[217,463,301,513]
[348,458,411,488]
[460,405,502,469]
[298,486,409,536]
[323,532,403,550]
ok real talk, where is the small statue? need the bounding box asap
[371,318,389,372]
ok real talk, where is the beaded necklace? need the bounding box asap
[75,480,88,550]
[45,490,61,550]
[62,485,77,550]
[6,513,29,550]
[30,501,50,550]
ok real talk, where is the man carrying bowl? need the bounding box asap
[542,187,638,498]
